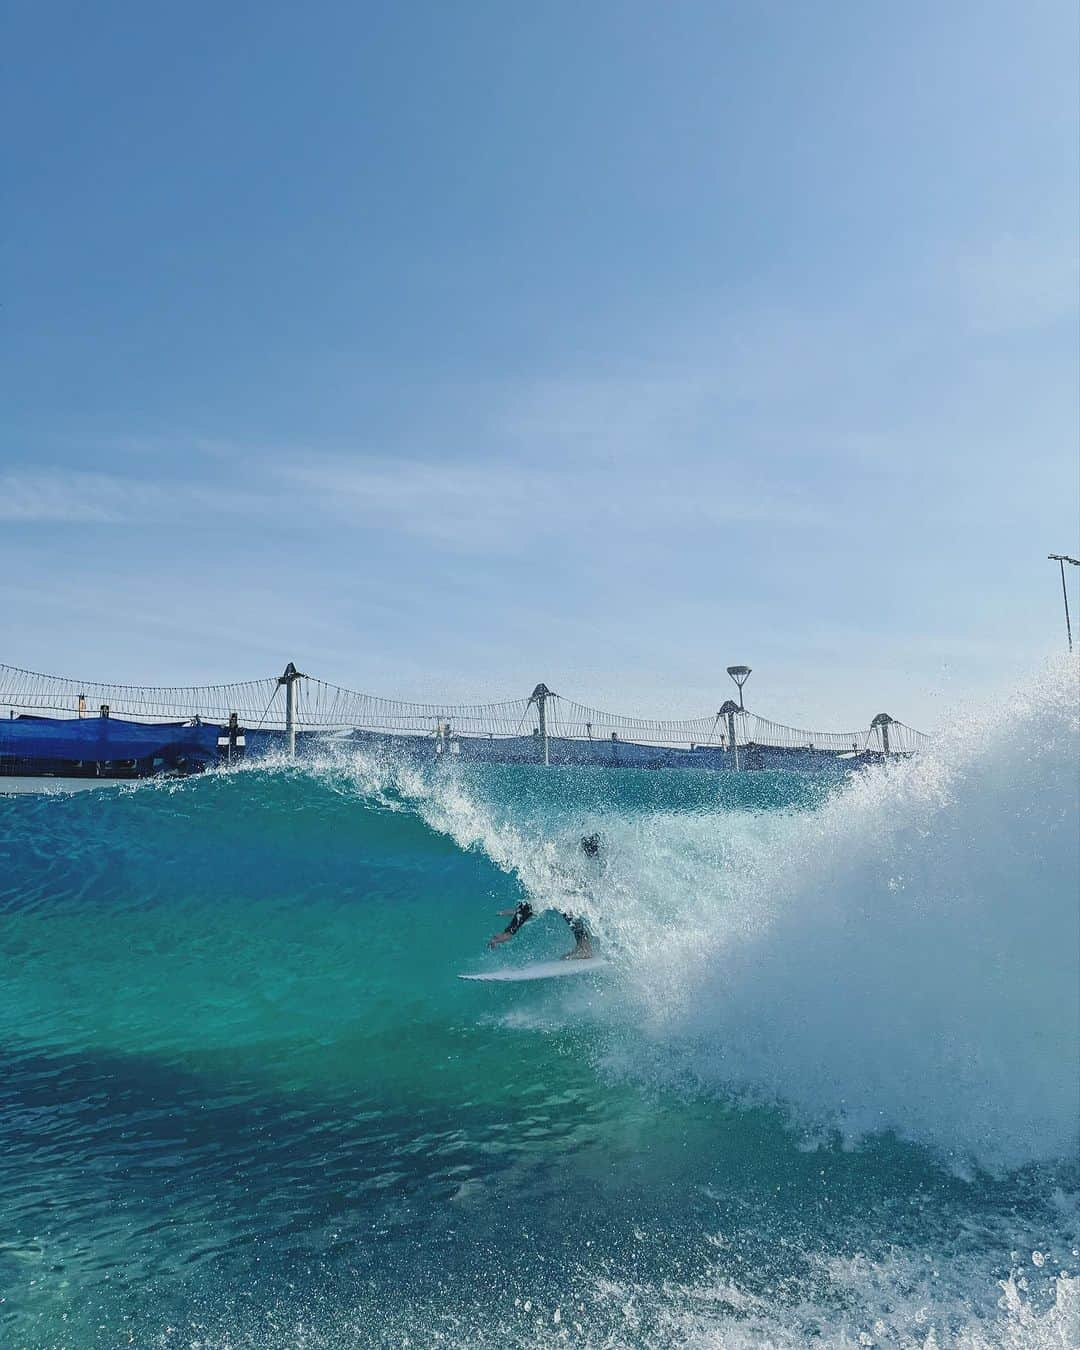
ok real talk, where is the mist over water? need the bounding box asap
[369,659,1079,1169]
[0,658,1076,1347]
[610,660,1080,1170]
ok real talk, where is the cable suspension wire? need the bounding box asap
[551,698,872,752]
[0,662,932,751]
[553,696,722,744]
[0,663,281,725]
[294,677,533,738]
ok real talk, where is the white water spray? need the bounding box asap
[308,656,1078,1170]
[605,656,1080,1169]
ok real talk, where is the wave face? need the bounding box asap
[600,658,1080,1170]
[0,658,1076,1347]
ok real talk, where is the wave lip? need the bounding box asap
[289,656,1079,1172]
[626,655,1080,1171]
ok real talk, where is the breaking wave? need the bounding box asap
[323,655,1079,1171]
[2,656,1076,1348]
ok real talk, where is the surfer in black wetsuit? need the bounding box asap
[488,833,598,960]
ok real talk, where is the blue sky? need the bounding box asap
[2,1,1077,731]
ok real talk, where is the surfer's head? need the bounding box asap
[580,833,601,857]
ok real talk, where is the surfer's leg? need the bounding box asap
[560,911,593,960]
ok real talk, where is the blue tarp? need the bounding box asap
[0,715,222,763]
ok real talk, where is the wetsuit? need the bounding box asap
[500,835,600,947]
[501,900,588,944]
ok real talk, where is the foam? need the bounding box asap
[265,654,1078,1170]
[614,655,1080,1170]
[150,1251,1079,1349]
[318,656,1079,1172]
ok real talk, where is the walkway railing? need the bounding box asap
[0,662,931,756]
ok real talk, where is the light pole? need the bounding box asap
[726,665,752,711]
[1048,555,1079,653]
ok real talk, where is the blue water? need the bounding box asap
[1,662,1077,1347]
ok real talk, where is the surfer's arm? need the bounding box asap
[488,901,533,948]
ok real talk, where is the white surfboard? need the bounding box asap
[459,958,609,983]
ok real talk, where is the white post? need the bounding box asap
[720,700,741,771]
[871,713,892,756]
[530,683,553,766]
[278,663,305,759]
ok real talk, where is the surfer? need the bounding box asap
[488,833,599,959]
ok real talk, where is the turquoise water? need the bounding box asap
[1,663,1077,1347]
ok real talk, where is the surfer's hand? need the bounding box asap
[496,908,517,917]
[488,931,512,949]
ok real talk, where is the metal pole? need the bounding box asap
[720,701,741,771]
[1048,555,1078,653]
[871,713,892,756]
[1058,558,1073,652]
[530,684,552,765]
[278,662,305,759]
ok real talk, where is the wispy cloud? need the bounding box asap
[0,468,264,525]
[0,471,144,522]
[279,455,826,550]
